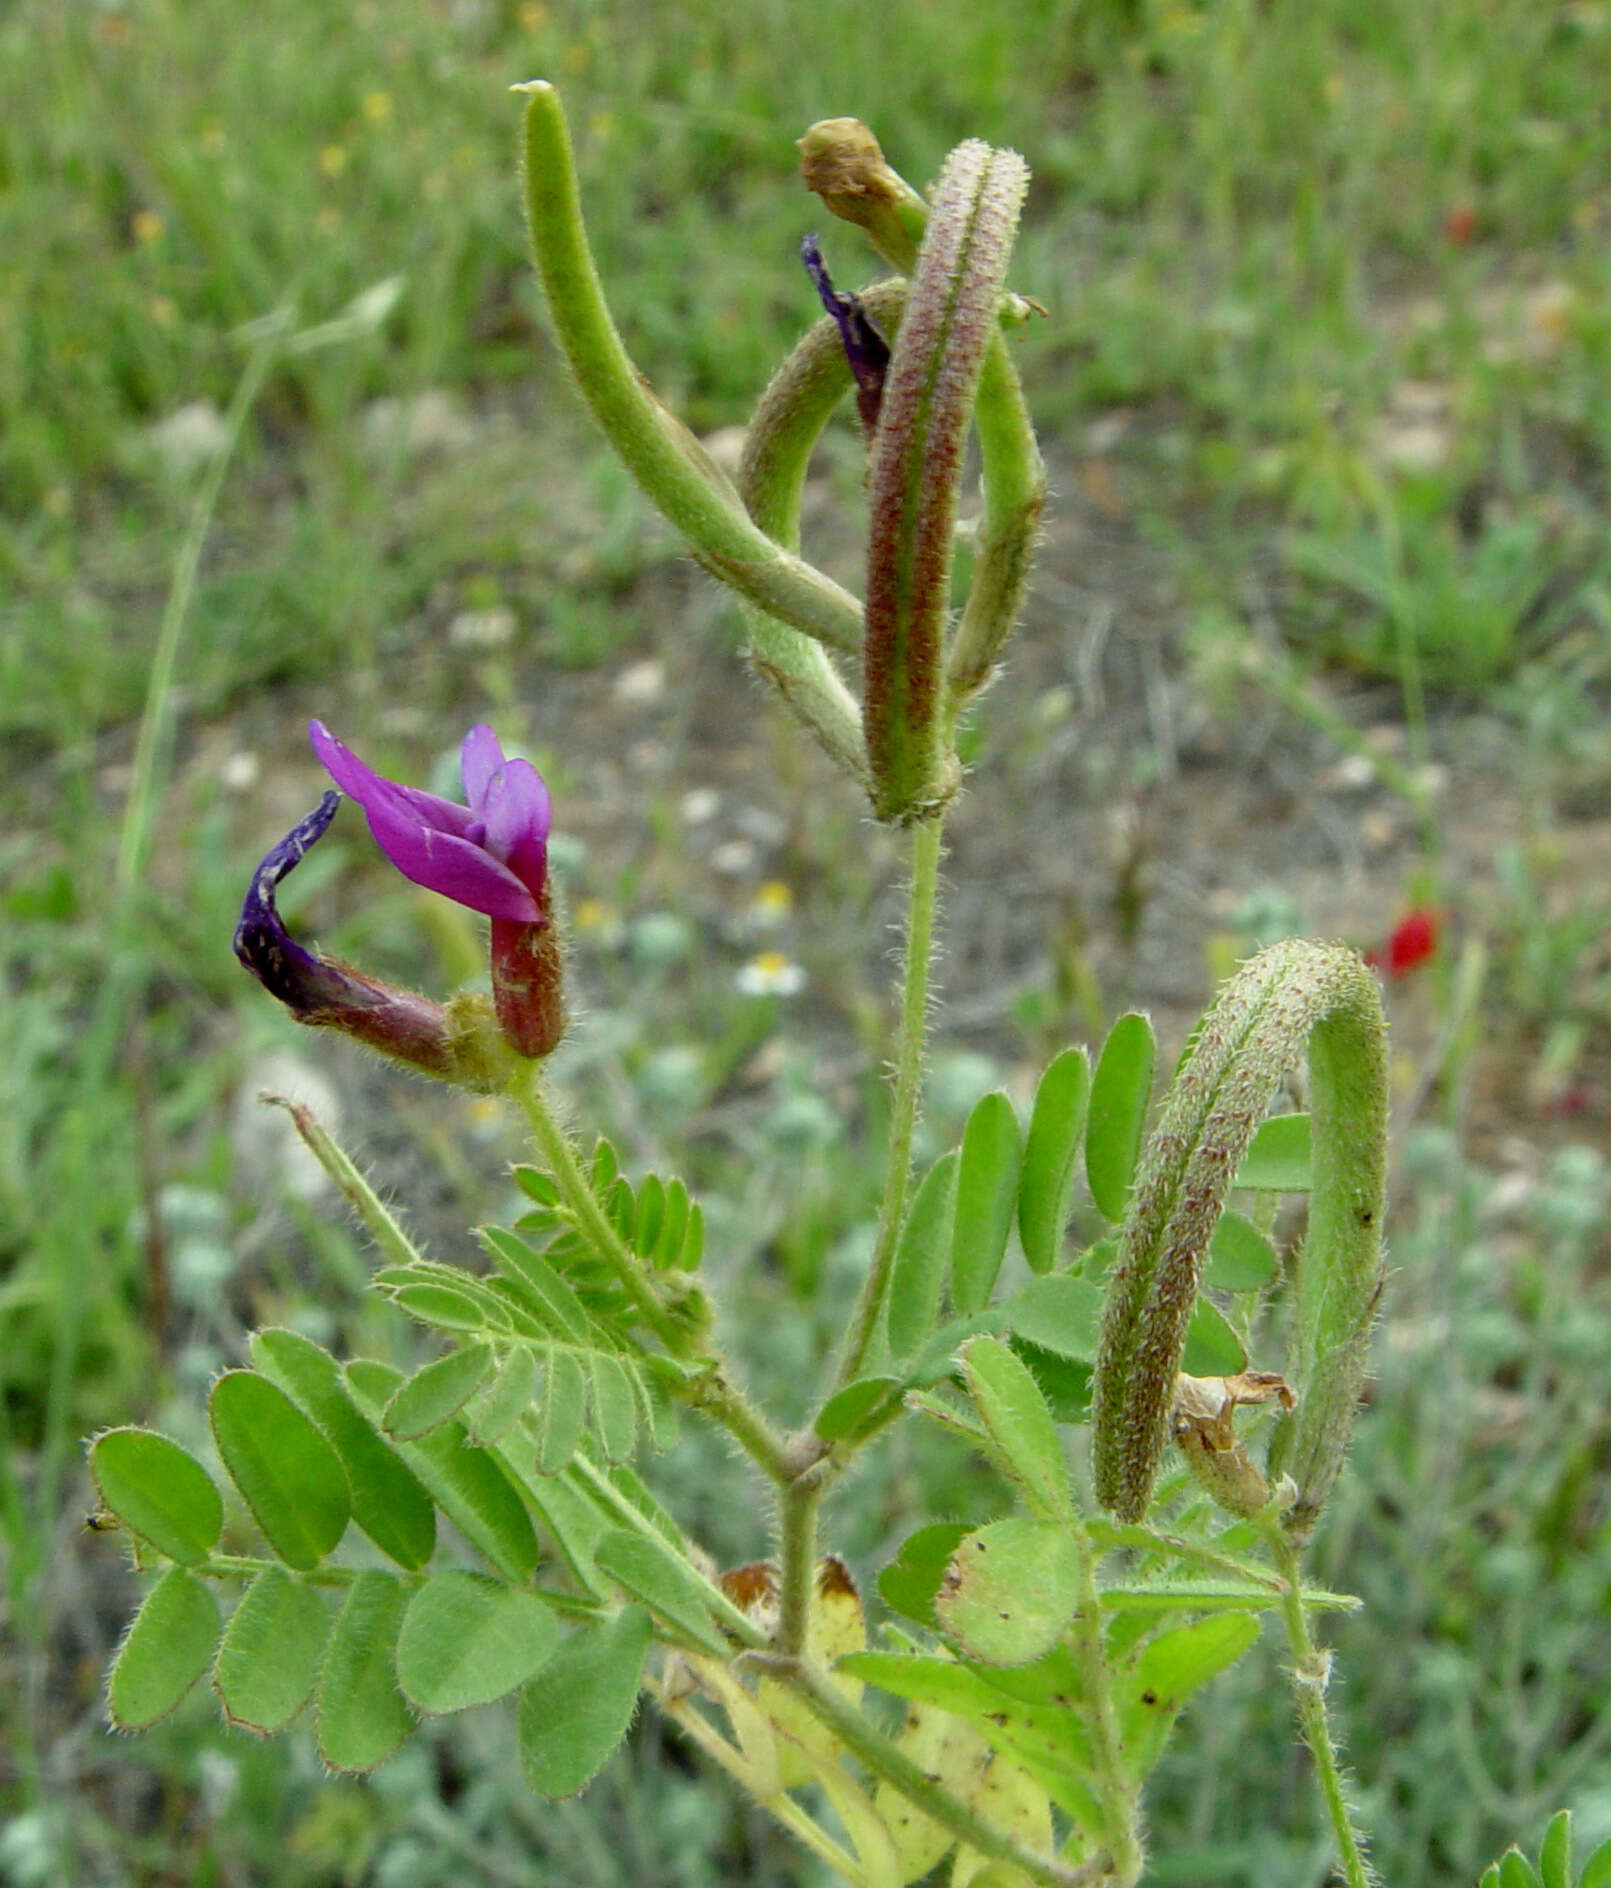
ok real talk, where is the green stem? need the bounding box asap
[760,1654,1091,1888]
[517,81,864,655]
[1266,1525,1375,1888]
[687,1372,793,1487]
[775,1477,823,1660]
[513,1069,688,1355]
[1067,1520,1145,1886]
[834,815,944,1390]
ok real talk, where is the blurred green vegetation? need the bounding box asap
[3,0,1609,1882]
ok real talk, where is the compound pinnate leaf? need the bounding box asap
[960,1335,1071,1522]
[935,1518,1081,1667]
[887,1150,959,1366]
[383,1343,494,1441]
[951,1091,1023,1316]
[1018,1046,1090,1275]
[396,1572,561,1714]
[1086,1012,1156,1223]
[107,1567,220,1730]
[317,1570,417,1772]
[209,1370,349,1571]
[90,1428,222,1566]
[345,1359,539,1583]
[1233,1112,1311,1191]
[519,1605,653,1798]
[214,1567,330,1733]
[250,1330,435,1571]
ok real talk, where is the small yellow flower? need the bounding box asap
[131,209,164,245]
[319,144,348,179]
[518,1,548,26]
[361,89,393,125]
[749,881,794,930]
[149,295,177,327]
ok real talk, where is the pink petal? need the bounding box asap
[459,724,506,812]
[310,722,482,843]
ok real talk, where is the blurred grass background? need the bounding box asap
[2,0,1610,1882]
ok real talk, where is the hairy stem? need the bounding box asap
[1067,1521,1145,1886]
[834,815,944,1389]
[515,1069,686,1353]
[775,1477,824,1660]
[1266,1523,1376,1888]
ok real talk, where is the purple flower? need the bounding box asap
[234,792,481,1083]
[801,234,891,434]
[308,722,565,1059]
[309,721,551,925]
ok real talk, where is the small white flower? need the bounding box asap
[736,951,805,997]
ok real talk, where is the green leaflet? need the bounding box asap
[592,1529,726,1654]
[1001,1274,1104,1362]
[396,1573,562,1714]
[1233,1112,1312,1192]
[89,1428,222,1566]
[1116,1612,1261,1780]
[383,1342,495,1441]
[1086,1013,1156,1223]
[317,1570,417,1773]
[251,1330,436,1571]
[935,1518,1081,1667]
[345,1359,539,1583]
[107,1567,220,1731]
[1018,1047,1090,1275]
[959,1335,1071,1523]
[214,1567,330,1734]
[209,1371,349,1571]
[519,1605,653,1798]
[887,1150,959,1367]
[951,1091,1022,1316]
